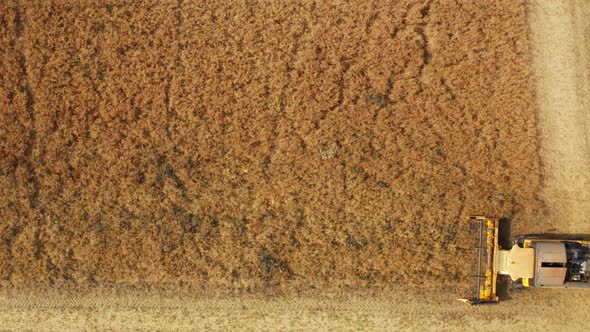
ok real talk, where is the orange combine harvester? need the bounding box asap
[460,216,590,305]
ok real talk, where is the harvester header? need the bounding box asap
[460,216,500,305]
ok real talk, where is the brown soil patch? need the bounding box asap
[1,0,542,293]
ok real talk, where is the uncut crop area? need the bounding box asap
[0,1,542,291]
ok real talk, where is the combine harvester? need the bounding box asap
[460,216,590,305]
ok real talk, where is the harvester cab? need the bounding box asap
[460,216,590,305]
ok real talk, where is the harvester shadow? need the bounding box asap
[497,216,513,301]
[497,275,514,302]
[498,216,512,249]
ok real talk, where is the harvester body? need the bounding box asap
[461,216,590,305]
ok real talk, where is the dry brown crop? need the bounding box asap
[0,1,543,293]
